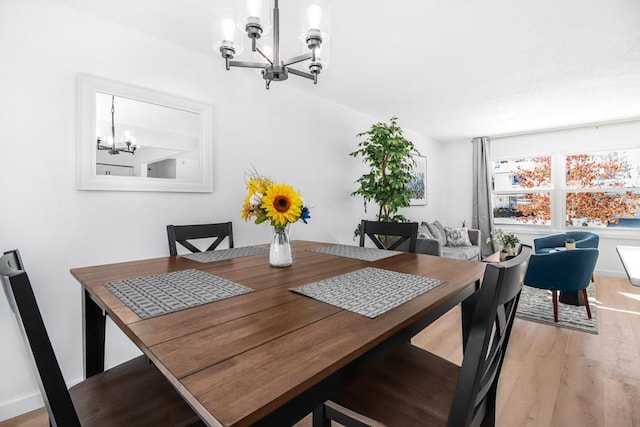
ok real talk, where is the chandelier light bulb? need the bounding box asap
[220,18,236,42]
[246,0,263,18]
[306,5,322,30]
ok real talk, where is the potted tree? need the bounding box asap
[350,117,418,236]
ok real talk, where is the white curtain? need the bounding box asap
[472,136,496,256]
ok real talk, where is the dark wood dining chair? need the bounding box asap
[167,221,234,256]
[359,220,418,252]
[0,249,204,427]
[313,245,532,427]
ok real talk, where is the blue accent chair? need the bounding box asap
[534,231,599,284]
[533,231,599,254]
[524,248,599,322]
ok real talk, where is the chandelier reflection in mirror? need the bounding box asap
[214,0,330,90]
[96,95,138,155]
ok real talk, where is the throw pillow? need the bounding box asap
[417,223,434,239]
[424,220,447,246]
[445,227,472,247]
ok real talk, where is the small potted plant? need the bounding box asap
[565,238,576,250]
[487,229,520,261]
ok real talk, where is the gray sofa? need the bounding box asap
[413,220,481,261]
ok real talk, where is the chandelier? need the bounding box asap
[214,0,330,89]
[96,95,138,155]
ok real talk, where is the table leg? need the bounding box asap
[83,289,106,379]
[461,280,481,353]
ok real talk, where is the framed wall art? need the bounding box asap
[408,154,427,205]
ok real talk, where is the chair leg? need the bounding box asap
[582,289,592,319]
[312,405,330,427]
[552,290,558,322]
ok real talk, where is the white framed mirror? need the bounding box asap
[77,73,213,192]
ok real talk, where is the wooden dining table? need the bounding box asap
[70,241,486,427]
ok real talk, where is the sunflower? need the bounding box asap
[262,183,303,227]
[240,202,252,221]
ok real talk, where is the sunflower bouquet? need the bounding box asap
[241,170,311,229]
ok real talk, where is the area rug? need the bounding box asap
[515,283,598,334]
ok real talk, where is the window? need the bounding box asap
[565,151,640,229]
[491,150,640,230]
[491,157,551,225]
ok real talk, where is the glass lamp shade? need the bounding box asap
[299,0,331,45]
[313,44,330,71]
[236,0,272,37]
[299,39,330,71]
[213,7,244,56]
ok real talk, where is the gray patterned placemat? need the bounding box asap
[106,269,254,319]
[180,246,268,263]
[310,244,402,262]
[290,267,444,318]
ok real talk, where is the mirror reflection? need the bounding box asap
[95,93,200,180]
[77,73,212,192]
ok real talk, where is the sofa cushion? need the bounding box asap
[444,227,472,247]
[423,220,447,246]
[417,223,434,239]
[442,245,480,260]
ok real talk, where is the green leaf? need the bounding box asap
[351,117,419,222]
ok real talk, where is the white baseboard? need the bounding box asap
[0,377,82,422]
[595,269,627,279]
[0,391,44,422]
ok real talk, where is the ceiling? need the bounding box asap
[52,0,640,142]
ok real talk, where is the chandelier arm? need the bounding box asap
[111,95,116,148]
[255,46,273,65]
[228,60,269,69]
[107,96,121,154]
[287,67,315,81]
[273,0,280,65]
[283,53,313,67]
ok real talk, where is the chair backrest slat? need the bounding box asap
[359,220,418,253]
[167,222,234,256]
[1,250,81,427]
[447,245,532,427]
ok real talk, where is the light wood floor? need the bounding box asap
[3,276,639,427]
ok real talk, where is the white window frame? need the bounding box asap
[491,149,640,239]
[562,149,640,231]
[491,156,553,228]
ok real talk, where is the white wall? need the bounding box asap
[0,0,442,419]
[440,140,475,228]
[440,122,640,277]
